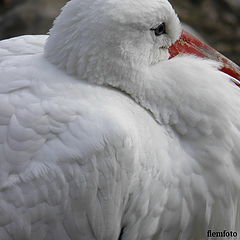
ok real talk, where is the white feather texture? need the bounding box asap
[0,0,240,239]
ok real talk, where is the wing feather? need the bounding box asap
[0,35,47,58]
[0,41,136,239]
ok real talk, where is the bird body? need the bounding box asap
[0,0,240,239]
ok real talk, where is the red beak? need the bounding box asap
[169,30,240,87]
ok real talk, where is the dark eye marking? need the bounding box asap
[150,23,166,36]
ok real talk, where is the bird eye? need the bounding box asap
[151,23,166,36]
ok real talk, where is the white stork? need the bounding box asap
[0,0,240,239]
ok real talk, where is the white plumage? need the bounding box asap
[0,0,240,239]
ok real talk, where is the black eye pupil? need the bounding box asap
[151,23,166,36]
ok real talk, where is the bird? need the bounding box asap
[0,0,240,239]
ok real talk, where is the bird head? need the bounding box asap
[45,0,240,87]
[45,0,181,85]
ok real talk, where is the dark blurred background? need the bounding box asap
[0,0,239,64]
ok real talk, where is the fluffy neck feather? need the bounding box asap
[44,0,151,87]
